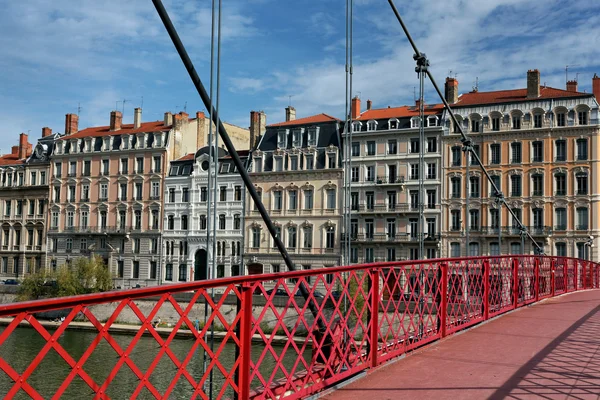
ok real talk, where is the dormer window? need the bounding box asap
[155,133,163,147]
[578,110,588,125]
[307,128,318,146]
[411,117,420,128]
[275,156,283,172]
[122,136,130,149]
[388,119,399,130]
[277,130,287,149]
[254,157,262,173]
[367,120,377,131]
[220,163,230,173]
[427,116,438,127]
[292,129,301,148]
[85,140,92,152]
[351,122,362,132]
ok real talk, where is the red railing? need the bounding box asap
[0,255,598,399]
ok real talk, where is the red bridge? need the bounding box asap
[0,255,598,399]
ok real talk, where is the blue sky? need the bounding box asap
[1,0,599,152]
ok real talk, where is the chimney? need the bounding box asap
[133,108,142,129]
[164,112,173,126]
[18,133,28,159]
[173,111,189,130]
[444,77,459,104]
[64,113,79,136]
[109,111,122,131]
[41,127,52,138]
[196,111,206,147]
[527,69,540,98]
[285,106,296,122]
[593,73,600,104]
[566,80,578,92]
[11,146,19,155]
[415,99,425,109]
[366,100,372,110]
[351,96,361,119]
[249,111,266,150]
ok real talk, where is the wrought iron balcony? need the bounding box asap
[478,226,552,235]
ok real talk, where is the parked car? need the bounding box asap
[265,288,290,296]
[4,279,19,285]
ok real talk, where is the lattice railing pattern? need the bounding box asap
[0,255,598,399]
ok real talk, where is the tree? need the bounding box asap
[18,256,112,301]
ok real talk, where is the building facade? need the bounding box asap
[0,129,57,279]
[441,70,600,260]
[161,148,248,285]
[244,108,344,279]
[344,97,444,263]
[46,109,249,288]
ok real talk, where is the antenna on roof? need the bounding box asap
[413,86,416,102]
[77,102,82,116]
[357,91,361,99]
[140,96,144,109]
[184,101,187,113]
[565,64,580,85]
[576,73,580,83]
[473,77,479,92]
[288,95,294,106]
[121,99,130,115]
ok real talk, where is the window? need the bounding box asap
[328,153,337,169]
[66,211,74,228]
[388,140,397,154]
[118,210,126,229]
[275,157,283,172]
[366,166,375,181]
[273,190,282,210]
[201,187,208,202]
[451,146,461,166]
[555,140,566,161]
[16,200,22,216]
[153,156,162,172]
[512,114,521,129]
[291,129,300,147]
[576,207,588,230]
[366,141,375,156]
[326,226,335,248]
[136,157,144,173]
[288,190,297,210]
[288,226,297,248]
[168,215,174,230]
[426,137,437,153]
[119,183,127,201]
[365,248,374,263]
[469,176,480,198]
[181,214,190,230]
[233,215,241,230]
[100,211,107,228]
[451,210,461,231]
[178,264,187,282]
[151,238,158,254]
[30,171,37,186]
[151,182,159,199]
[510,142,521,163]
[327,189,336,209]
[351,192,359,211]
[131,238,140,254]
[252,228,260,248]
[510,175,522,197]
[469,209,479,230]
[578,110,588,125]
[368,120,377,131]
[102,159,109,175]
[365,219,374,239]
[427,163,436,179]
[490,144,500,164]
[66,238,73,251]
[409,218,418,239]
[489,116,499,131]
[272,226,281,247]
[427,190,436,209]
[100,184,108,200]
[40,171,46,185]
[366,192,374,210]
[533,113,543,128]
[427,218,436,237]
[533,208,544,229]
[351,167,359,182]
[531,174,543,196]
[304,190,313,210]
[219,214,225,230]
[410,164,419,180]
[28,200,34,216]
[169,188,175,203]
[577,139,588,160]
[490,175,501,196]
[555,173,566,195]
[351,142,360,157]
[532,141,543,162]
[254,158,262,172]
[81,211,89,228]
[555,208,566,230]
[555,242,566,257]
[79,184,89,201]
[120,159,128,174]
[219,186,227,202]
[448,243,460,257]
[200,215,207,230]
[151,210,159,229]
[164,263,173,281]
[410,190,419,210]
[490,209,499,229]
[470,145,480,165]
[234,186,242,201]
[451,177,461,198]
[469,242,480,256]
[410,138,419,153]
[53,186,60,202]
[387,219,396,239]
[510,242,522,255]
[27,229,34,246]
[2,230,9,247]
[307,129,317,146]
[305,155,314,170]
[576,173,588,195]
[150,261,157,279]
[556,112,566,127]
[471,119,480,132]
[387,191,397,210]
[181,187,189,202]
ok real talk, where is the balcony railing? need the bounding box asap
[576,225,589,231]
[375,176,405,184]
[356,203,410,213]
[48,226,134,234]
[478,226,552,236]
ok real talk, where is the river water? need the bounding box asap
[0,326,308,399]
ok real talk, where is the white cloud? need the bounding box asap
[229,77,265,93]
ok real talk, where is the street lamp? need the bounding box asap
[585,235,594,261]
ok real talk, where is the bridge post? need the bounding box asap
[563,261,568,292]
[534,258,540,302]
[369,269,379,368]
[440,262,448,338]
[512,258,519,309]
[238,282,253,400]
[483,260,490,321]
[582,262,587,289]
[551,260,555,297]
[574,260,579,291]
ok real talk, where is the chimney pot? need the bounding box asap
[366,100,372,110]
[527,69,541,98]
[249,110,266,150]
[445,77,459,104]
[592,73,600,104]
[285,106,296,122]
[196,111,205,120]
[133,108,142,129]
[64,114,79,136]
[11,146,19,155]
[110,111,122,131]
[18,133,29,159]
[351,96,361,119]
[164,112,173,126]
[42,127,52,138]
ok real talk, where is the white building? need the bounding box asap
[161,146,249,284]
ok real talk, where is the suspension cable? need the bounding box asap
[386,0,543,255]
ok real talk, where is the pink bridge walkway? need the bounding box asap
[324,289,600,400]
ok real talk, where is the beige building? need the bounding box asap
[345,97,444,263]
[244,108,343,279]
[441,70,600,260]
[47,109,249,288]
[0,129,57,280]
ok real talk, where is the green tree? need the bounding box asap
[18,256,112,301]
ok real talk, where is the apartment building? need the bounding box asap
[441,70,600,259]
[46,108,248,288]
[0,129,57,279]
[344,97,444,263]
[244,107,343,277]
[162,147,249,285]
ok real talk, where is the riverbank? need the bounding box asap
[0,317,310,346]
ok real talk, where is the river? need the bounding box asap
[0,326,308,399]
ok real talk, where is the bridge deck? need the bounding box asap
[324,290,600,400]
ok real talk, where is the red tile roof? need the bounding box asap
[58,120,171,140]
[268,113,340,127]
[175,153,195,162]
[0,154,25,166]
[356,104,444,120]
[454,86,591,107]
